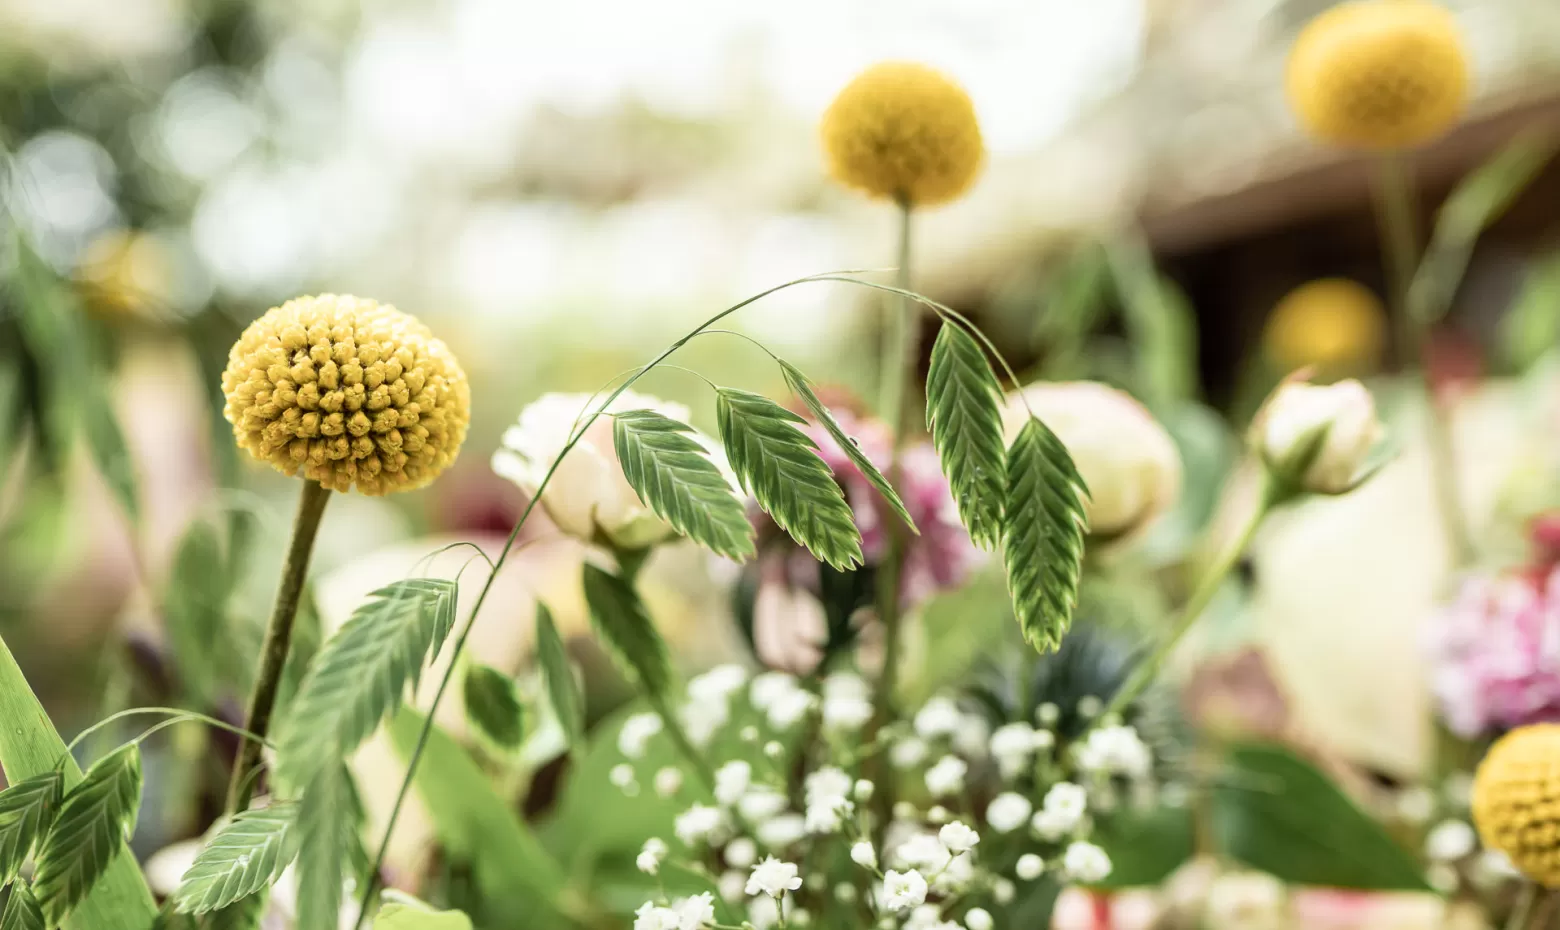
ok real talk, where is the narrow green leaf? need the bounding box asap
[0,771,62,886]
[33,745,143,925]
[582,564,671,698]
[275,578,459,788]
[463,665,524,753]
[173,803,299,914]
[82,391,139,525]
[373,902,474,930]
[1002,418,1088,652]
[612,410,755,561]
[164,520,230,705]
[924,323,1006,549]
[294,765,355,930]
[715,387,863,570]
[779,360,918,536]
[534,604,583,749]
[0,884,44,930]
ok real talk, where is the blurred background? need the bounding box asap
[4,0,1560,876]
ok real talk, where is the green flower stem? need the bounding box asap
[1373,154,1475,569]
[225,478,330,814]
[1098,470,1275,726]
[1507,883,1538,930]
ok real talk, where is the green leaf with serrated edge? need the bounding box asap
[0,771,62,886]
[294,765,354,930]
[924,323,1006,549]
[535,604,583,749]
[581,564,671,698]
[172,803,299,914]
[612,410,755,561]
[275,578,458,788]
[779,360,918,536]
[463,665,524,752]
[373,902,474,930]
[33,745,142,925]
[0,884,44,930]
[201,895,265,930]
[1002,418,1088,652]
[715,387,863,570]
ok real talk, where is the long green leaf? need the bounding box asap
[612,410,755,561]
[164,520,230,705]
[1002,418,1088,652]
[925,323,1006,549]
[581,565,671,699]
[373,902,473,930]
[33,746,142,925]
[0,884,44,930]
[275,579,458,788]
[173,803,299,914]
[534,604,583,750]
[463,666,524,753]
[81,390,139,525]
[0,771,62,886]
[715,387,862,570]
[0,636,158,929]
[294,765,355,930]
[779,361,917,536]
[201,895,265,930]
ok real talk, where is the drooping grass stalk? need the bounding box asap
[1373,154,1475,569]
[225,479,330,813]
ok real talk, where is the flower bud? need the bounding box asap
[1255,379,1384,495]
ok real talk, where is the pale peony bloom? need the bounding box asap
[675,804,726,846]
[673,893,717,930]
[637,837,668,875]
[938,821,979,854]
[924,755,968,797]
[618,713,664,758]
[756,813,808,848]
[714,760,753,807]
[1003,381,1182,539]
[851,840,878,869]
[493,390,734,548]
[881,869,929,911]
[725,837,759,869]
[1015,853,1046,880]
[1255,379,1383,495]
[986,792,1033,834]
[746,857,803,897]
[635,903,682,930]
[1063,841,1113,883]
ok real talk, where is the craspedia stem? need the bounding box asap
[224,479,330,812]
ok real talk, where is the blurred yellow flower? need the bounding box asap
[221,294,470,495]
[78,230,172,319]
[1264,278,1386,374]
[1286,0,1469,150]
[820,62,984,207]
[1471,723,1560,886]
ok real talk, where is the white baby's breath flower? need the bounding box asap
[1036,702,1060,727]
[990,722,1040,779]
[746,857,803,897]
[1015,853,1045,880]
[750,672,799,710]
[1031,807,1079,841]
[619,713,664,759]
[805,767,853,806]
[726,837,758,869]
[835,883,858,903]
[1426,820,1476,861]
[719,870,747,903]
[748,896,782,930]
[635,902,682,930]
[1033,782,1088,840]
[851,840,878,869]
[611,764,638,792]
[881,870,929,911]
[853,779,875,801]
[924,755,968,798]
[688,664,749,704]
[764,740,784,758]
[986,793,1033,834]
[681,699,729,748]
[714,760,753,807]
[1075,726,1151,778]
[894,834,952,873]
[992,877,1016,904]
[964,907,993,930]
[891,737,929,769]
[1255,378,1383,495]
[806,798,852,834]
[892,801,918,821]
[673,893,716,930]
[905,905,941,930]
[1062,841,1112,883]
[654,767,684,798]
[932,853,974,894]
[675,804,726,846]
[767,688,818,729]
[823,671,868,700]
[823,692,873,731]
[914,697,963,739]
[952,713,991,760]
[739,787,789,823]
[756,813,807,848]
[637,838,668,875]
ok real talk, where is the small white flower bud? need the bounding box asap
[964,907,994,930]
[1256,378,1384,495]
[851,840,877,869]
[1015,853,1045,880]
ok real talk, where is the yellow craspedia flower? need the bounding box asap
[1471,723,1560,886]
[821,62,984,207]
[1264,278,1387,374]
[221,294,470,496]
[1286,0,1469,150]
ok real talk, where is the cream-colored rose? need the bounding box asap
[1257,379,1383,495]
[492,390,727,549]
[1003,381,1182,539]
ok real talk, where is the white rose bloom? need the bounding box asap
[986,792,1033,834]
[924,755,968,798]
[1426,820,1476,861]
[494,391,733,548]
[1062,841,1112,883]
[635,903,682,930]
[673,893,717,930]
[851,840,878,869]
[756,813,807,848]
[714,760,753,807]
[1256,378,1383,494]
[1015,853,1046,881]
[964,907,994,930]
[880,870,929,911]
[746,857,803,897]
[675,804,727,846]
[637,837,668,875]
[1003,381,1181,538]
[938,821,979,854]
[618,713,664,759]
[739,787,789,823]
[914,697,964,739]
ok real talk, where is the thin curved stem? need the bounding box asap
[62,707,273,761]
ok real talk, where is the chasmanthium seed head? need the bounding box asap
[1286,0,1469,150]
[820,62,984,207]
[1472,724,1560,886]
[221,294,470,495]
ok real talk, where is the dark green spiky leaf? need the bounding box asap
[463,665,524,752]
[534,604,583,749]
[1002,418,1088,652]
[294,765,355,930]
[581,565,671,698]
[173,803,299,914]
[0,884,44,930]
[925,323,1006,549]
[33,745,142,924]
[612,410,755,561]
[373,901,474,930]
[715,387,862,570]
[0,771,62,886]
[779,361,917,536]
[276,578,458,788]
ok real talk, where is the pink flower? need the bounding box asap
[1425,565,1560,737]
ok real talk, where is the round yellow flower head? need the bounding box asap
[221,294,470,496]
[821,62,984,207]
[1286,0,1469,150]
[1471,723,1560,886]
[1264,278,1386,374]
